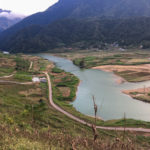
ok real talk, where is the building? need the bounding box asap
[32,77,40,83]
[40,77,47,83]
[3,51,10,54]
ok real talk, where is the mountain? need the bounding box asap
[1,0,150,52]
[0,9,24,32]
[46,0,150,18]
[2,17,150,53]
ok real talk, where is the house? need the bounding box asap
[119,48,125,51]
[3,51,10,54]
[40,77,47,83]
[32,77,40,83]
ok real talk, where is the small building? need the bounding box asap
[3,51,10,54]
[119,48,125,51]
[40,77,47,83]
[32,77,40,83]
[140,45,143,49]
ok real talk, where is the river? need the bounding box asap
[37,53,150,121]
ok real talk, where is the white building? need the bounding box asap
[3,51,10,54]
[32,77,40,83]
[40,77,47,83]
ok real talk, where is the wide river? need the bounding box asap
[37,53,150,121]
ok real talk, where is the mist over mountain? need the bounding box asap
[0,9,24,32]
[1,0,150,52]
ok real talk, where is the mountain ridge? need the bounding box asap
[1,0,150,52]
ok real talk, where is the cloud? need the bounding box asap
[1,0,58,15]
[0,11,25,19]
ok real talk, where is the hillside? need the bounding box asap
[2,17,150,53]
[1,52,150,149]
[1,0,150,52]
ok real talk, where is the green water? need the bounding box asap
[38,53,150,121]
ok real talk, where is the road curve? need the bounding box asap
[45,72,150,133]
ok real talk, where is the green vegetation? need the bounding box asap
[14,72,32,82]
[73,53,150,69]
[102,119,150,129]
[115,71,150,82]
[15,57,30,71]
[51,68,79,102]
[49,59,150,129]
[0,53,16,76]
[1,53,150,149]
[127,90,150,103]
[72,52,150,82]
[52,67,64,73]
[0,67,14,76]
[3,17,150,53]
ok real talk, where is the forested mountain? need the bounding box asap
[0,9,23,32]
[2,17,150,53]
[1,0,150,52]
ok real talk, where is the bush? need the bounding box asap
[15,57,30,72]
[52,67,64,73]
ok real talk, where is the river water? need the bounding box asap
[37,53,150,121]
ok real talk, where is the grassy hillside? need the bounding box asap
[1,52,150,149]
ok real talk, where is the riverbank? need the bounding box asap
[92,64,150,103]
[93,64,150,83]
[71,51,150,82]
[123,87,150,103]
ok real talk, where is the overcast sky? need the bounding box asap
[1,0,58,16]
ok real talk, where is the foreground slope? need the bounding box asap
[1,52,150,149]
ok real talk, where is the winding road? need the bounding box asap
[45,72,150,133]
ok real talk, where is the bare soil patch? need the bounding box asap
[93,64,150,82]
[123,87,150,103]
[58,87,71,97]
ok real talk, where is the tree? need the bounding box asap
[22,100,47,123]
[79,59,85,68]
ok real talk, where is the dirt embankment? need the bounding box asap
[123,87,150,103]
[93,64,150,83]
[93,64,150,73]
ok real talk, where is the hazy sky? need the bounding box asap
[1,0,58,16]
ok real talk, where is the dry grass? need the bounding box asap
[0,123,141,150]
[58,87,71,97]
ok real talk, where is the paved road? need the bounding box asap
[45,72,150,133]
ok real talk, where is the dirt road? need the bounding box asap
[45,72,150,133]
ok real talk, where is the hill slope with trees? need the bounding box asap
[1,0,150,52]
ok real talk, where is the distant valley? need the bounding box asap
[0,9,24,32]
